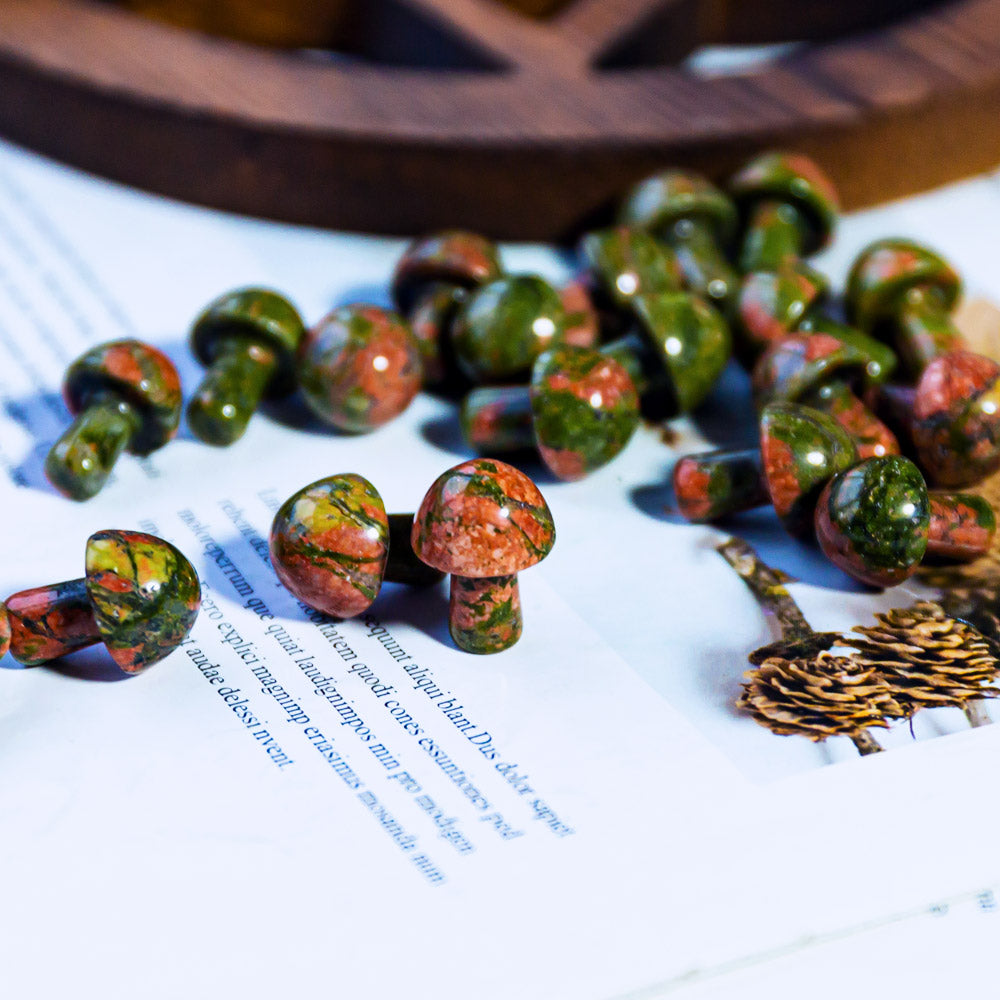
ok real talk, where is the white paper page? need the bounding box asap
[2,138,1000,998]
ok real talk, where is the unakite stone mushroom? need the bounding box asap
[45,339,182,501]
[411,459,555,654]
[730,152,839,273]
[618,170,738,311]
[0,604,9,659]
[269,474,442,619]
[5,529,200,672]
[451,275,567,383]
[847,239,1000,486]
[601,290,731,419]
[188,288,305,445]
[298,304,423,432]
[391,231,502,391]
[752,331,900,459]
[460,345,640,481]
[673,402,858,535]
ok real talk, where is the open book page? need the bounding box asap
[1,138,999,997]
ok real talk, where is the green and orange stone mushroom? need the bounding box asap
[618,170,739,313]
[451,275,568,383]
[814,455,995,587]
[847,238,1000,486]
[460,345,640,481]
[45,339,182,501]
[412,459,555,654]
[729,151,839,274]
[673,401,858,534]
[187,287,305,446]
[0,604,9,659]
[297,304,423,433]
[269,473,442,619]
[391,230,502,391]
[4,529,200,672]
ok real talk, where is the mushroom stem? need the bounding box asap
[44,394,140,501]
[850,730,885,755]
[666,218,737,311]
[739,200,808,273]
[895,288,965,376]
[460,387,535,453]
[5,577,100,666]
[384,514,445,587]
[673,449,769,523]
[449,574,522,655]
[187,337,278,445]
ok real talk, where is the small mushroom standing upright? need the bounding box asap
[391,230,503,390]
[4,529,200,671]
[460,345,640,482]
[729,151,840,273]
[618,170,739,314]
[45,339,182,501]
[187,287,305,445]
[269,473,442,619]
[297,304,423,432]
[411,459,555,654]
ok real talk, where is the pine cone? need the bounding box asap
[737,652,900,743]
[846,602,1000,717]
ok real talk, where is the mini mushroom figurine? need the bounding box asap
[752,331,900,459]
[390,230,502,390]
[297,304,423,433]
[451,275,568,383]
[673,401,858,534]
[729,152,839,274]
[0,604,9,659]
[460,345,640,481]
[618,170,739,313]
[269,473,442,618]
[45,339,182,501]
[578,225,684,338]
[558,279,601,349]
[600,290,731,420]
[814,455,996,587]
[847,239,1000,486]
[187,287,305,446]
[412,458,555,654]
[4,529,200,672]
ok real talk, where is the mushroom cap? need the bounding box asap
[270,474,390,618]
[927,492,996,562]
[814,455,930,588]
[559,279,600,349]
[452,275,567,382]
[752,331,872,409]
[798,317,898,385]
[529,346,640,481]
[298,304,422,432]
[408,283,467,389]
[64,339,182,454]
[729,152,839,253]
[846,238,962,334]
[579,226,683,312]
[619,170,738,245]
[759,401,858,535]
[734,262,828,363]
[190,288,305,395]
[85,529,201,673]
[630,291,732,415]
[391,230,502,314]
[912,350,1000,487]
[411,458,555,577]
[0,603,9,659]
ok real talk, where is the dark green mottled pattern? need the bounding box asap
[752,333,869,409]
[449,574,522,655]
[45,395,141,501]
[580,226,683,310]
[798,315,898,384]
[190,287,305,392]
[759,402,858,534]
[86,529,201,673]
[738,200,810,273]
[452,276,567,382]
[672,448,768,523]
[818,456,930,583]
[529,346,639,480]
[631,291,732,414]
